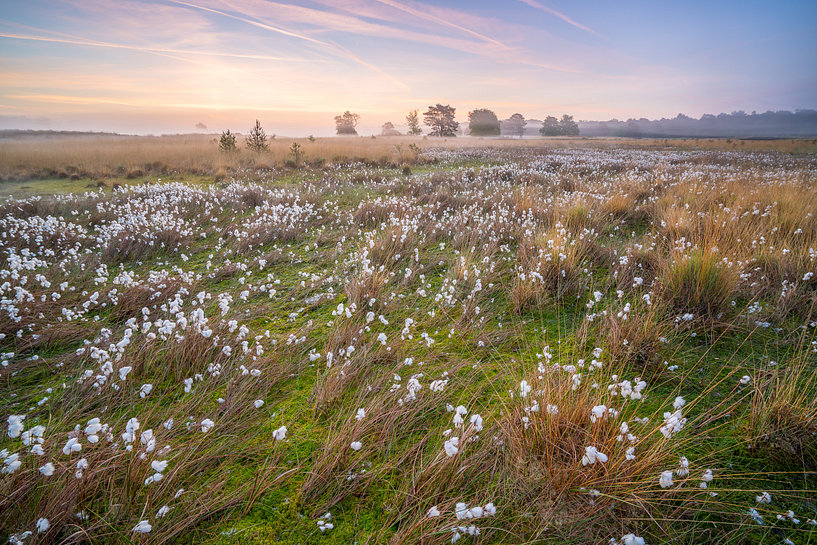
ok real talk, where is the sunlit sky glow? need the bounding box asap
[1,0,815,135]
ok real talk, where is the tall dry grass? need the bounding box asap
[3,133,815,182]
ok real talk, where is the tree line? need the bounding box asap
[217,107,580,152]
[352,105,579,137]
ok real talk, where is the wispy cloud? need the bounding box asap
[0,32,312,63]
[218,0,581,73]
[166,0,331,47]
[167,0,410,91]
[516,0,603,37]
[369,0,506,47]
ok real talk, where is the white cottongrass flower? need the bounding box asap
[484,502,496,516]
[75,458,88,479]
[756,491,772,504]
[659,409,686,438]
[273,425,287,441]
[2,452,22,475]
[7,415,25,438]
[470,414,483,432]
[317,512,333,532]
[151,459,168,473]
[677,456,689,477]
[118,366,132,380]
[581,446,608,466]
[622,533,646,545]
[123,417,140,443]
[39,462,55,476]
[85,418,102,442]
[133,520,152,533]
[157,505,170,518]
[659,470,674,488]
[63,437,82,455]
[519,380,531,398]
[444,436,459,457]
[427,506,441,517]
[747,507,764,525]
[200,418,215,433]
[254,399,264,409]
[355,408,366,420]
[350,441,362,451]
[455,502,470,520]
[739,375,751,385]
[590,404,607,423]
[36,518,50,533]
[139,384,153,398]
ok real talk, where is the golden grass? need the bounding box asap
[2,133,816,181]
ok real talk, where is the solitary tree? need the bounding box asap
[245,120,269,152]
[289,142,303,165]
[467,109,500,136]
[560,114,580,136]
[334,111,360,135]
[381,121,401,136]
[406,110,422,135]
[219,129,237,152]
[423,104,458,137]
[505,113,527,138]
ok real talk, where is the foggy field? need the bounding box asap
[1,141,816,545]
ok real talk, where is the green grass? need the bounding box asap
[1,147,816,544]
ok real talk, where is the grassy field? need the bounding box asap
[2,132,817,184]
[1,139,816,544]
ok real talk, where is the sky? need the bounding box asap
[1,0,815,135]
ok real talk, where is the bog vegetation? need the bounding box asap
[0,139,816,544]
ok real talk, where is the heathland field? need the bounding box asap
[1,137,816,544]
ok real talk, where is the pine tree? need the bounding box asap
[423,104,458,137]
[245,120,269,152]
[218,129,237,153]
[406,110,422,135]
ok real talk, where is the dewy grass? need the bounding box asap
[0,142,816,544]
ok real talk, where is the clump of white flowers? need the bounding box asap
[582,446,608,466]
[317,512,333,532]
[273,425,287,441]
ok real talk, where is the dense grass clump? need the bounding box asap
[660,252,738,321]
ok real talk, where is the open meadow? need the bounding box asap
[1,136,816,544]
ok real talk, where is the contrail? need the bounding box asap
[167,0,333,47]
[516,0,603,37]
[371,0,508,48]
[169,0,410,91]
[0,32,312,62]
